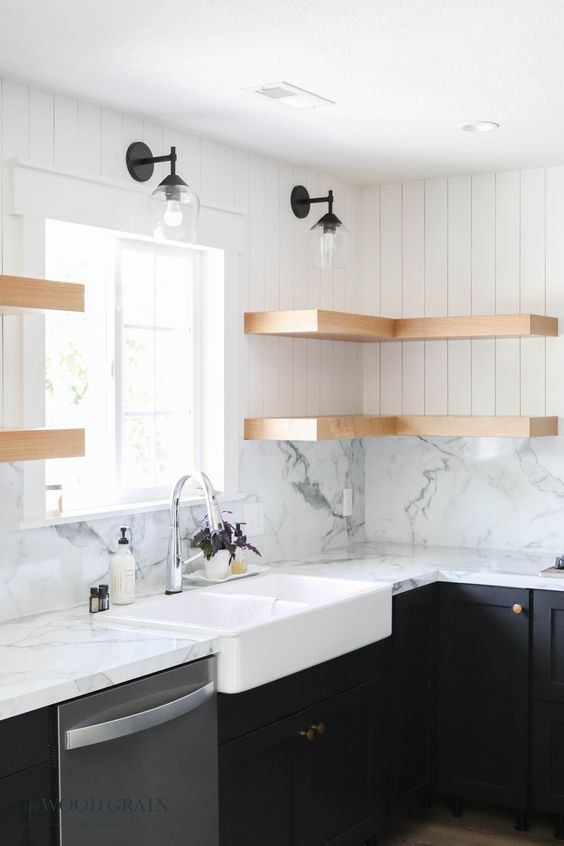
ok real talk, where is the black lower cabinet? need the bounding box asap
[0,764,53,846]
[219,712,297,846]
[437,584,530,812]
[220,681,385,846]
[391,584,436,811]
[0,707,54,845]
[532,700,564,815]
[219,642,390,846]
[531,589,564,832]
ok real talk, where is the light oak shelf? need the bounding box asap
[244,309,558,342]
[0,428,85,462]
[0,274,85,314]
[244,416,558,441]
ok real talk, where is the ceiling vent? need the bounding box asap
[245,81,335,110]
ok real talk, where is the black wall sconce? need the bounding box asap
[126,142,200,243]
[291,185,348,269]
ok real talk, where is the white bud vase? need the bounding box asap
[205,549,231,580]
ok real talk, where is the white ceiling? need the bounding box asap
[1,0,564,184]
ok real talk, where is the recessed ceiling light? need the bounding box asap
[245,81,335,110]
[461,121,500,133]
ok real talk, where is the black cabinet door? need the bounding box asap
[219,681,387,846]
[219,712,300,846]
[392,584,436,810]
[531,700,564,813]
[0,764,53,846]
[437,584,529,809]
[295,681,385,846]
[533,589,564,702]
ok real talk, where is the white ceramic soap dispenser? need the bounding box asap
[111,526,136,605]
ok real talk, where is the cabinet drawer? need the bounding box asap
[0,709,50,780]
[532,700,564,813]
[533,590,564,702]
[218,640,390,744]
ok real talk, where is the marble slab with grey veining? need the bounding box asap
[0,604,219,720]
[276,541,563,595]
[2,540,563,722]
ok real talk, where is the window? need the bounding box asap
[45,220,204,510]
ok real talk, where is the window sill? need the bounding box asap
[18,491,249,530]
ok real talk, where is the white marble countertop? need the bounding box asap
[0,605,219,720]
[277,541,562,595]
[0,541,562,721]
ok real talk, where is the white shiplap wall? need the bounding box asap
[361,169,564,423]
[0,77,364,429]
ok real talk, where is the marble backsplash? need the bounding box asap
[365,435,564,555]
[0,440,364,621]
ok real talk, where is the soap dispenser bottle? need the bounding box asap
[231,523,248,575]
[111,527,136,605]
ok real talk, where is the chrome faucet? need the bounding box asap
[166,470,225,594]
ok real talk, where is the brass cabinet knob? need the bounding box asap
[311,722,325,735]
[299,728,315,741]
[512,603,523,615]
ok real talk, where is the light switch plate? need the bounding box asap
[243,501,264,536]
[342,487,353,517]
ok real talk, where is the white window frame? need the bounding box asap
[8,160,243,526]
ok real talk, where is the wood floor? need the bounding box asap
[379,801,561,846]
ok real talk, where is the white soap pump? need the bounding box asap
[111,526,136,605]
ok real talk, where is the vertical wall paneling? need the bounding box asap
[247,154,266,418]
[361,186,381,415]
[77,100,101,175]
[546,166,564,420]
[264,159,281,415]
[53,94,78,169]
[380,184,403,413]
[374,166,560,422]
[424,178,448,414]
[402,181,425,414]
[201,139,235,208]
[344,183,361,413]
[100,108,124,179]
[471,174,495,414]
[306,169,321,416]
[181,133,202,196]
[2,79,29,427]
[277,161,294,414]
[520,169,546,415]
[291,166,309,415]
[29,88,54,163]
[234,148,250,434]
[447,176,472,414]
[0,79,3,422]
[495,171,520,414]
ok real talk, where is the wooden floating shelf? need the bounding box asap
[0,274,85,314]
[245,309,396,341]
[245,309,558,342]
[244,416,558,441]
[244,416,396,442]
[0,428,85,462]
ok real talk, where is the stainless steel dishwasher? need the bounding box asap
[55,658,218,846]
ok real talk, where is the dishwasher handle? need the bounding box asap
[65,680,214,750]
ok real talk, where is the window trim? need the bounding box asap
[13,206,240,526]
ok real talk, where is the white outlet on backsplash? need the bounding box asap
[342,487,353,517]
[243,502,264,536]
